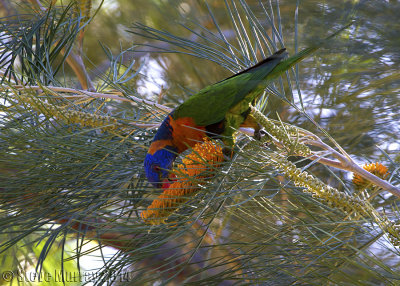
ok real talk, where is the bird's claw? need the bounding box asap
[254,128,269,141]
[222,147,234,161]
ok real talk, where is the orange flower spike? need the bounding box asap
[141,138,224,225]
[352,162,389,188]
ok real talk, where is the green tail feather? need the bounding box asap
[268,21,354,79]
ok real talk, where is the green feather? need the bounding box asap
[267,22,353,80]
[173,49,287,126]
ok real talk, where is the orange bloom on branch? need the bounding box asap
[352,162,389,188]
[141,138,224,225]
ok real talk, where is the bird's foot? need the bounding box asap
[254,128,269,141]
[222,147,234,161]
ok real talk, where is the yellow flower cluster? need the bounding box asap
[270,154,399,246]
[271,154,367,214]
[22,95,120,131]
[141,138,224,225]
[250,106,312,157]
[249,107,399,245]
[352,162,389,188]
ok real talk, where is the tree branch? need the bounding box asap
[303,139,400,198]
[5,84,173,113]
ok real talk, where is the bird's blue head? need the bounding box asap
[144,146,178,188]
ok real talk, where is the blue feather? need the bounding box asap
[153,114,174,142]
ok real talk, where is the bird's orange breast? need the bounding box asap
[170,116,207,153]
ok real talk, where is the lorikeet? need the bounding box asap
[144,24,350,187]
[144,48,297,187]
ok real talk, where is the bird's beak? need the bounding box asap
[161,173,178,189]
[162,179,171,189]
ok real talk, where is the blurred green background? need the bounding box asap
[0,0,399,285]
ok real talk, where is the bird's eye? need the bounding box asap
[152,165,161,172]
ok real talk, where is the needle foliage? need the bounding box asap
[0,0,399,285]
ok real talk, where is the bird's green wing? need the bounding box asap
[173,49,287,126]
